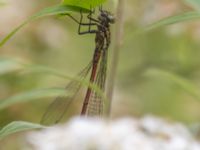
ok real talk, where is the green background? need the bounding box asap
[1,0,200,149]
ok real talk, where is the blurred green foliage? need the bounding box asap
[184,0,200,10]
[1,0,200,149]
[62,0,106,9]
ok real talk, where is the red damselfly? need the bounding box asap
[41,6,115,125]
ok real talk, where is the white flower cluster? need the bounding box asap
[26,116,200,150]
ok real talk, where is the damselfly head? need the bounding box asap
[99,10,115,24]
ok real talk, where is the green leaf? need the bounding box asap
[0,5,89,47]
[0,58,22,75]
[0,0,5,6]
[0,121,44,139]
[0,63,105,111]
[0,2,5,6]
[0,58,106,112]
[145,11,200,31]
[20,63,78,80]
[21,64,107,106]
[145,68,200,100]
[62,0,106,9]
[184,0,200,10]
[0,88,70,110]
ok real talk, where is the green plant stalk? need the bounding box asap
[106,0,125,116]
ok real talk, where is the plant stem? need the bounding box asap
[106,0,125,116]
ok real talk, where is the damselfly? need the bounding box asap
[41,6,115,125]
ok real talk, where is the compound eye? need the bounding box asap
[101,13,106,17]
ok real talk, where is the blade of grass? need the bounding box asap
[0,58,107,111]
[0,58,22,75]
[62,0,106,9]
[0,88,70,110]
[184,0,200,10]
[0,5,89,47]
[145,68,200,100]
[0,121,45,139]
[21,64,108,115]
[0,58,106,113]
[145,11,200,31]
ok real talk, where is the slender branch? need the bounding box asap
[106,0,125,116]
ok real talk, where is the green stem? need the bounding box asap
[106,0,125,116]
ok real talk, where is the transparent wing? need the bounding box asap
[87,48,108,116]
[41,62,92,125]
